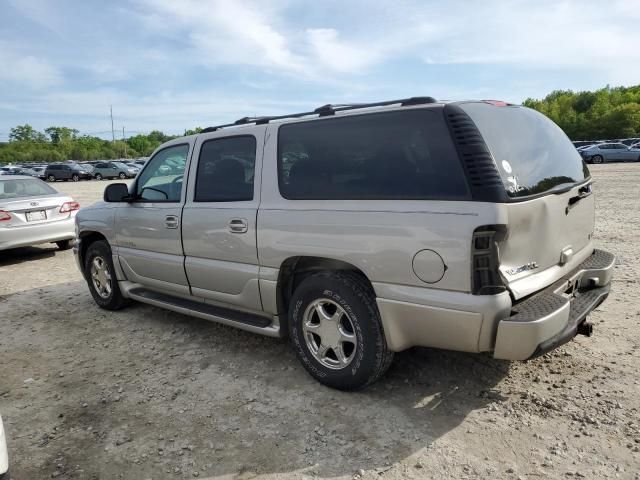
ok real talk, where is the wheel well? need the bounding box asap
[276,256,374,318]
[78,231,107,269]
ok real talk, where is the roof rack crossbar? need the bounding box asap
[200,96,437,133]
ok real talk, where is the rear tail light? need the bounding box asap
[0,210,11,221]
[472,226,506,295]
[59,201,80,213]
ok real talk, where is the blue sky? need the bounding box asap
[1,0,639,139]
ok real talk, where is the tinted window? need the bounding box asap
[278,110,469,200]
[136,144,189,202]
[0,178,57,199]
[194,136,256,202]
[460,103,589,198]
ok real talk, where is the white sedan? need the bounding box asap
[0,416,8,479]
[0,175,79,251]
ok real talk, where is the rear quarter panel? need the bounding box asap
[258,123,503,294]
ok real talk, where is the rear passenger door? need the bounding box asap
[182,129,264,312]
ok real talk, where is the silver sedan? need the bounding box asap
[580,142,640,163]
[0,175,79,251]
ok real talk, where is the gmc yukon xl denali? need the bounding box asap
[74,97,615,390]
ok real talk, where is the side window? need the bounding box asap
[136,144,189,202]
[278,110,469,200]
[194,136,256,202]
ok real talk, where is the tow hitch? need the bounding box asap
[577,321,593,337]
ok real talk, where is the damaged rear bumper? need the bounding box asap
[493,249,615,360]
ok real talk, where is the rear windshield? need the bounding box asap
[278,109,469,200]
[460,103,589,197]
[0,178,57,199]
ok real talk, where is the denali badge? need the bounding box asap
[505,262,539,276]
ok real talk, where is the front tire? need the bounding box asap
[289,271,393,390]
[84,240,129,310]
[119,172,127,179]
[47,175,56,182]
[71,174,80,182]
[592,155,604,164]
[95,173,103,180]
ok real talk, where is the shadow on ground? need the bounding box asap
[0,245,58,267]
[0,281,510,479]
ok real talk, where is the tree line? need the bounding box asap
[0,126,203,165]
[523,84,640,140]
[1,84,639,165]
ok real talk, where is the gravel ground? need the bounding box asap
[0,166,639,480]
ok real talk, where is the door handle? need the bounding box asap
[228,218,248,234]
[165,215,179,229]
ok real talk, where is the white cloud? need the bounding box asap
[0,43,62,89]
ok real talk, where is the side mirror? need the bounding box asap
[104,183,132,202]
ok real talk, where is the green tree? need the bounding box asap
[45,126,79,144]
[9,124,46,142]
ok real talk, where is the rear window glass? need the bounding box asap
[460,103,589,197]
[0,178,57,199]
[278,109,469,200]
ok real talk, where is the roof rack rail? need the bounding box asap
[199,96,437,133]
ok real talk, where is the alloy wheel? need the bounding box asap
[90,256,112,299]
[302,299,357,370]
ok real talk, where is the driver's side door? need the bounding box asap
[115,142,192,296]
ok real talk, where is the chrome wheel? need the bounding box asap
[90,256,112,299]
[302,299,357,370]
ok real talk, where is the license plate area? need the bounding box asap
[26,210,47,222]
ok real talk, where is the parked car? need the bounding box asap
[0,166,25,176]
[44,163,92,182]
[0,416,8,480]
[123,162,141,174]
[0,175,78,250]
[572,140,594,149]
[620,138,640,146]
[579,142,640,163]
[92,161,137,180]
[75,97,614,390]
[26,166,47,179]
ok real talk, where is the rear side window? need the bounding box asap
[278,110,469,200]
[194,136,256,202]
[460,103,589,198]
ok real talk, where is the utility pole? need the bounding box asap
[110,105,115,142]
[122,126,127,158]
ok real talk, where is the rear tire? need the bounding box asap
[56,239,73,250]
[592,155,604,164]
[47,175,56,182]
[119,172,127,179]
[289,271,393,390]
[84,240,129,310]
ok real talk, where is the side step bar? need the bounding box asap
[124,285,281,337]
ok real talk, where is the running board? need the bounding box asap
[125,286,280,337]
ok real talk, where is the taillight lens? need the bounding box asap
[59,201,80,213]
[0,210,11,221]
[472,226,506,295]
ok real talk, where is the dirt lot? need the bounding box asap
[0,166,639,480]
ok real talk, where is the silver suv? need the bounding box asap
[74,97,615,390]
